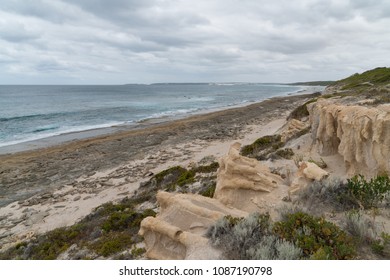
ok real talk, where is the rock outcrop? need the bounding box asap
[277,119,309,142]
[214,142,283,212]
[139,191,247,260]
[289,161,329,195]
[308,99,390,176]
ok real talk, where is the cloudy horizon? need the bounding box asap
[1,0,390,85]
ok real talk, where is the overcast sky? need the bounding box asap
[1,0,389,84]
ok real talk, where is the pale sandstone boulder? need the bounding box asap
[277,119,309,142]
[289,161,329,195]
[308,99,390,176]
[214,142,283,212]
[302,162,329,181]
[139,191,247,260]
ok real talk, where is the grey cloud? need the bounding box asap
[1,0,79,23]
[1,0,390,84]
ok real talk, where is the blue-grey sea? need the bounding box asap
[0,83,315,148]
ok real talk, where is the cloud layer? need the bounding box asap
[1,0,390,84]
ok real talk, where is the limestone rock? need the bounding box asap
[214,142,283,212]
[139,191,246,260]
[302,162,329,181]
[277,119,309,142]
[289,161,328,195]
[308,99,390,176]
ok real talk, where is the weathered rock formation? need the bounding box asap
[139,142,290,259]
[308,99,390,176]
[214,142,283,212]
[277,119,309,142]
[289,161,329,195]
[139,191,247,260]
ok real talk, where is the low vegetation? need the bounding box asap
[0,196,156,260]
[0,161,220,260]
[327,67,390,103]
[274,212,356,259]
[336,67,390,91]
[141,162,219,193]
[206,213,303,260]
[299,178,360,213]
[300,174,390,213]
[240,135,283,160]
[347,174,390,209]
[207,211,356,260]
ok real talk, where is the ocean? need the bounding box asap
[0,83,318,149]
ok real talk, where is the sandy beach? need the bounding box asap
[0,92,319,249]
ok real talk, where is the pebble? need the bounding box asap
[73,196,81,201]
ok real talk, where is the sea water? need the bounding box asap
[0,83,316,148]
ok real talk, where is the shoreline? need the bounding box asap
[0,92,320,251]
[0,86,323,155]
[0,92,320,207]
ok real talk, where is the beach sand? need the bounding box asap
[0,93,319,249]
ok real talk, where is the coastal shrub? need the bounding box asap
[102,208,156,233]
[339,67,390,91]
[25,224,85,260]
[344,210,376,244]
[206,213,302,260]
[193,162,219,173]
[273,212,356,259]
[347,174,390,209]
[149,166,196,191]
[274,148,294,159]
[89,232,134,257]
[199,182,216,198]
[0,193,157,260]
[240,134,283,159]
[371,232,390,257]
[299,178,359,212]
[246,235,303,260]
[141,163,219,194]
[131,246,146,258]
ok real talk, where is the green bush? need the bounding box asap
[193,162,219,173]
[102,208,156,232]
[90,232,134,257]
[273,212,356,259]
[240,135,283,159]
[199,182,216,198]
[274,148,295,159]
[24,224,85,260]
[347,175,390,209]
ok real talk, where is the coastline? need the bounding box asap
[0,92,320,250]
[0,86,322,155]
[0,92,320,205]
